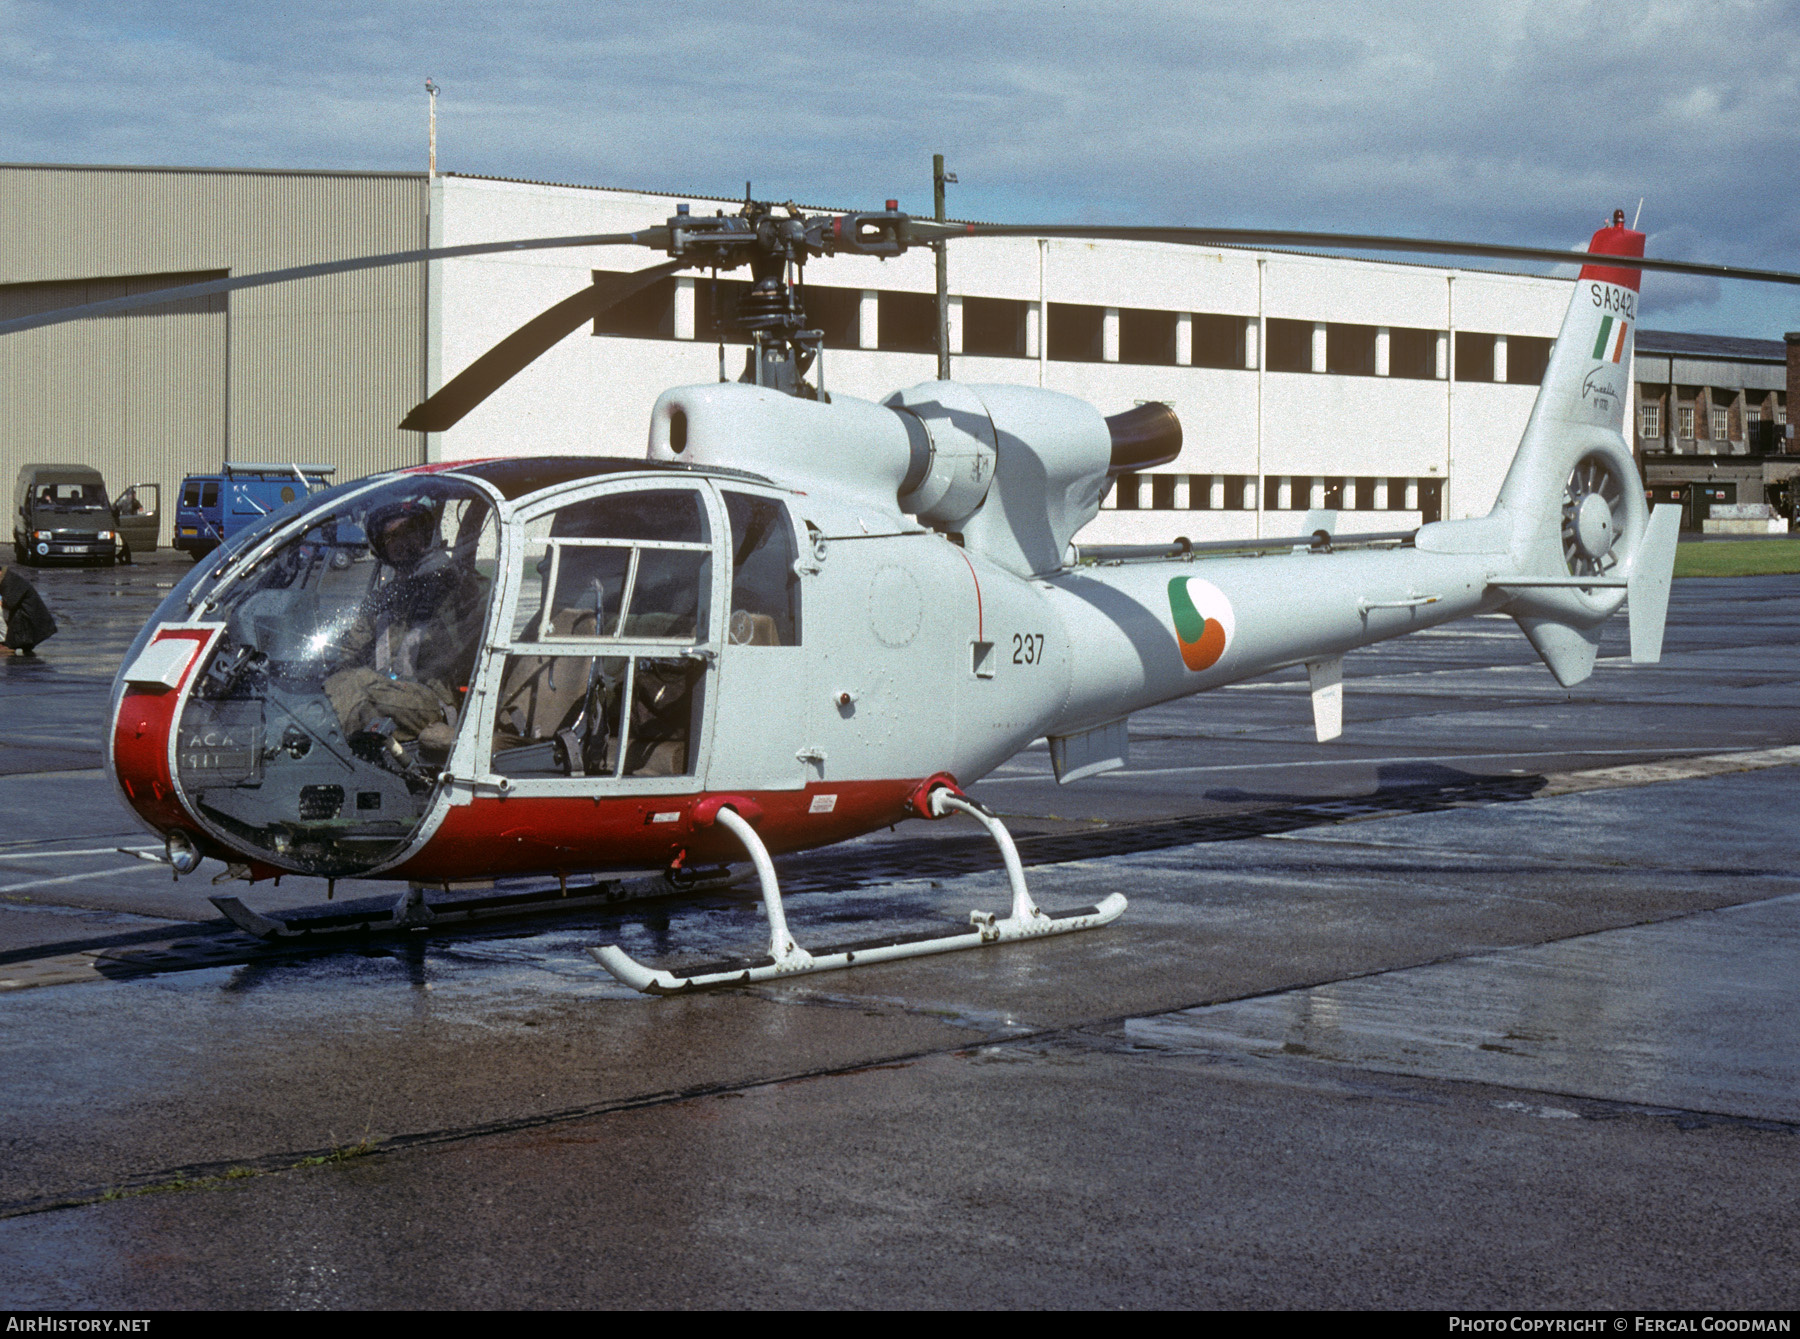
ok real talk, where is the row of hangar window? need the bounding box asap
[590,270,1554,384]
[1109,474,1445,523]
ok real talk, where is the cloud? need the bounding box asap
[3,0,1798,334]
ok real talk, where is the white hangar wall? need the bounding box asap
[428,175,1591,542]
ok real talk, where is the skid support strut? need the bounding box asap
[590,790,1127,994]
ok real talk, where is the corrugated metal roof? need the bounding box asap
[0,162,425,180]
[1637,328,1786,362]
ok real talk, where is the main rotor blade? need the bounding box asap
[399,259,689,433]
[0,229,672,338]
[913,222,1800,287]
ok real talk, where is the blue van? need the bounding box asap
[173,463,336,559]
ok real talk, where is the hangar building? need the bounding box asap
[3,163,1605,548]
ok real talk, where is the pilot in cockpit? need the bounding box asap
[323,498,491,760]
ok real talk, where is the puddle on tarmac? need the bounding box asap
[1126,891,1800,1124]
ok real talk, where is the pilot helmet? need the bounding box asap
[367,499,438,569]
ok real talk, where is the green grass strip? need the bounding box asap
[1674,539,1800,578]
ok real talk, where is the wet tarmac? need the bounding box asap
[0,552,1797,1308]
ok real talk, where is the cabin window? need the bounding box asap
[494,484,715,784]
[170,475,500,875]
[511,489,711,644]
[722,491,800,646]
[491,653,702,780]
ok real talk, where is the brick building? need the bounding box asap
[1636,329,1800,528]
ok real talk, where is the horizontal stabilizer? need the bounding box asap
[1514,614,1602,687]
[1049,717,1129,783]
[1628,505,1682,663]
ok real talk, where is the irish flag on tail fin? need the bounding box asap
[1592,315,1630,363]
[1495,222,1646,438]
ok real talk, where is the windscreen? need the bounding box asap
[171,475,498,875]
[34,480,110,512]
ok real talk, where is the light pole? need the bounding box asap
[933,153,957,381]
[425,79,439,180]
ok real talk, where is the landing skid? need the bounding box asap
[209,866,740,942]
[590,790,1128,994]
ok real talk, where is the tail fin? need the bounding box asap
[1485,221,1677,685]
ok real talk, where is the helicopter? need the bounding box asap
[11,195,1796,994]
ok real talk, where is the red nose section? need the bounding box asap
[111,627,216,838]
[1579,224,1645,292]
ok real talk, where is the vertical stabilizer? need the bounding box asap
[1505,223,1644,451]
[1512,615,1602,687]
[1493,221,1647,557]
[1628,504,1683,663]
[1488,221,1655,684]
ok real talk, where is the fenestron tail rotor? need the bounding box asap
[1561,451,1630,578]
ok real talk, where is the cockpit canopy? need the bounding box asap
[169,475,498,874]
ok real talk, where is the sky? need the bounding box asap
[6,0,1800,337]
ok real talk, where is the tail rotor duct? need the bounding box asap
[1562,452,1628,577]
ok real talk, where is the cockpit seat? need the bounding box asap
[492,653,593,754]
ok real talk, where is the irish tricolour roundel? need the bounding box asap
[1167,576,1235,672]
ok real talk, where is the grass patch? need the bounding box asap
[1674,539,1800,579]
[99,1167,255,1201]
[91,1140,378,1206]
[293,1137,377,1168]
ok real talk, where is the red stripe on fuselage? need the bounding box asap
[955,547,983,639]
[111,627,217,838]
[389,778,925,882]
